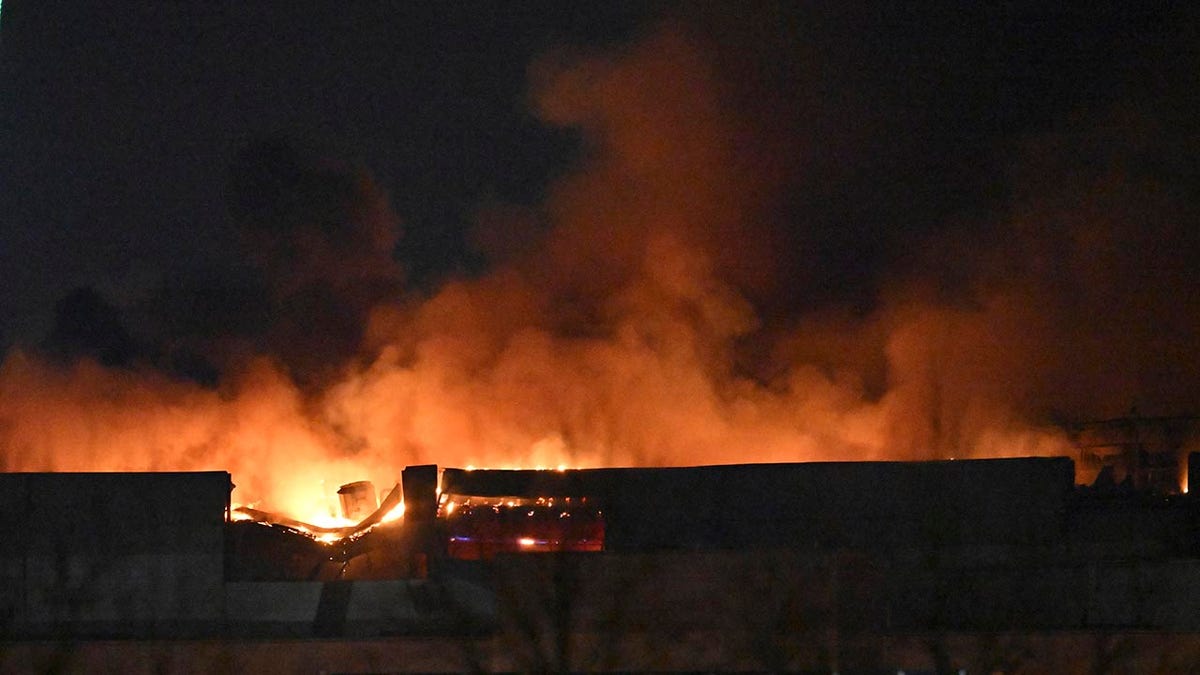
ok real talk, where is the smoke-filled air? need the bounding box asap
[2,21,1198,521]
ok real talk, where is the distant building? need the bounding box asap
[1069,414,1200,493]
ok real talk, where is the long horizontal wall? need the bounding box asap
[4,460,1199,641]
[441,457,1077,551]
[0,472,229,638]
[10,550,1200,641]
[6,554,1200,674]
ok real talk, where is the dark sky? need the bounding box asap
[1,1,1195,352]
[0,3,653,342]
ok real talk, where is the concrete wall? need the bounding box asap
[442,457,1076,551]
[3,463,1198,647]
[479,551,1200,637]
[0,472,229,638]
[223,577,494,638]
[4,631,1200,674]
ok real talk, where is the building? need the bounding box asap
[3,457,1200,672]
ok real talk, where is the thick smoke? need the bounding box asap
[2,20,1197,516]
[226,138,406,388]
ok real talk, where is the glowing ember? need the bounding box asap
[439,493,605,559]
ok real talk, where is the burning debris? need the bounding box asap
[439,495,605,560]
[233,481,404,544]
[338,480,380,521]
[227,480,420,582]
[226,466,605,579]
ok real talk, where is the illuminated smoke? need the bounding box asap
[2,23,1198,516]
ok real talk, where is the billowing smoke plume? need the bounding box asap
[2,19,1197,517]
[226,138,405,387]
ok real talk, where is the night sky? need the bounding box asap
[1,3,647,342]
[1,2,1198,471]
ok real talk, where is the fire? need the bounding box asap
[229,504,254,521]
[2,25,1198,523]
[229,477,406,546]
[380,500,405,522]
[439,493,605,559]
[299,511,356,530]
[312,531,342,545]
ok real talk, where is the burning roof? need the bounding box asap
[232,481,404,544]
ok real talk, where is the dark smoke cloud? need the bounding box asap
[225,139,404,382]
[228,139,402,298]
[33,139,410,390]
[171,137,406,387]
[41,287,139,368]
